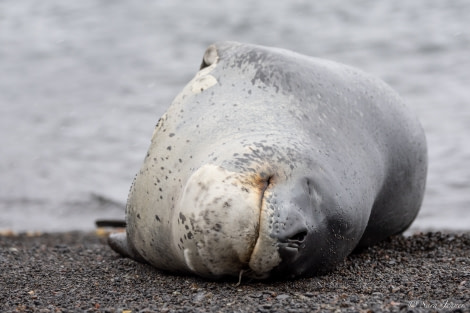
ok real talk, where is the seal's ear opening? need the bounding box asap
[200,44,218,70]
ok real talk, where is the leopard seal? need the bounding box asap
[108,41,427,279]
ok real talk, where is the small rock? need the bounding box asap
[276,294,290,301]
[193,291,205,303]
[249,293,263,298]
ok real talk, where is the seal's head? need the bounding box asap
[174,162,359,280]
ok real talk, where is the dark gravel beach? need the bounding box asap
[1,231,469,313]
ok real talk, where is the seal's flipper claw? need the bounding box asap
[108,232,147,263]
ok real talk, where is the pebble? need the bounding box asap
[276,294,290,300]
[0,231,468,312]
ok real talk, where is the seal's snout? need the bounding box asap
[274,211,309,267]
[281,229,308,248]
[276,212,308,250]
[272,190,309,249]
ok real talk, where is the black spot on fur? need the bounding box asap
[179,212,187,223]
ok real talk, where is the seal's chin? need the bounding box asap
[176,164,280,279]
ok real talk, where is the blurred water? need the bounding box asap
[0,0,469,232]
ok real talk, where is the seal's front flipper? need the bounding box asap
[108,232,147,263]
[96,219,126,228]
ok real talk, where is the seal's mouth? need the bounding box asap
[259,175,273,216]
[250,174,272,253]
[243,173,283,278]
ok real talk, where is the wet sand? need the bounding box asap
[1,231,469,312]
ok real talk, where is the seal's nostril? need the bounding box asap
[288,230,307,243]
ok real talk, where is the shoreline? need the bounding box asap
[1,231,469,312]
